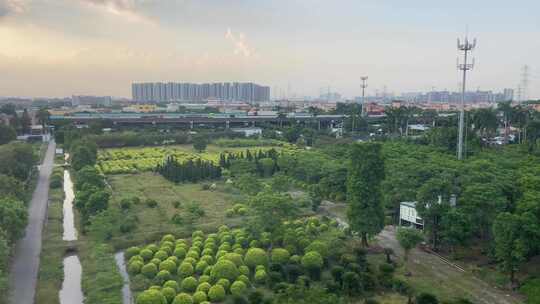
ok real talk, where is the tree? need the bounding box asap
[0,174,25,201]
[0,198,28,243]
[492,212,527,286]
[36,108,50,129]
[396,228,423,262]
[192,136,207,152]
[248,189,298,235]
[346,143,385,246]
[20,109,32,134]
[0,125,16,145]
[71,140,98,171]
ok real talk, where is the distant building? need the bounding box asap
[72,95,112,107]
[399,202,424,229]
[132,82,270,103]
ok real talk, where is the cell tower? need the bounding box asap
[520,65,529,103]
[360,76,368,117]
[456,35,476,160]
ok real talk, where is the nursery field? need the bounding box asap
[97,144,285,174]
[123,217,370,304]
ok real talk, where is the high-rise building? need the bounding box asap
[131,82,271,103]
[503,88,514,102]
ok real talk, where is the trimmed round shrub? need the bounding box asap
[222,253,244,267]
[270,248,290,264]
[162,286,177,303]
[176,239,187,246]
[149,285,161,291]
[187,250,200,260]
[184,257,197,266]
[193,291,207,304]
[200,255,214,265]
[147,244,159,253]
[208,285,226,302]
[192,230,205,238]
[155,270,172,284]
[210,259,239,281]
[216,278,230,290]
[140,249,154,261]
[162,234,176,243]
[163,280,179,292]
[129,255,144,264]
[195,261,209,274]
[255,265,266,272]
[203,266,213,276]
[230,281,247,296]
[198,275,211,284]
[126,246,141,259]
[167,256,179,264]
[159,260,177,274]
[181,276,198,293]
[237,274,250,286]
[238,265,250,277]
[254,270,267,284]
[178,262,194,277]
[172,293,193,304]
[416,293,439,304]
[128,261,144,275]
[136,289,167,304]
[305,241,329,258]
[244,248,267,268]
[202,248,214,256]
[197,282,212,293]
[249,240,260,248]
[301,251,323,271]
[173,247,187,259]
[141,263,158,279]
[290,255,301,264]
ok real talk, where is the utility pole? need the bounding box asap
[360,76,368,117]
[456,36,476,160]
[520,65,529,103]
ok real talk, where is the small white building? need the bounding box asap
[399,201,424,229]
[231,128,262,137]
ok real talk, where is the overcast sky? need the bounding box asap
[0,0,539,99]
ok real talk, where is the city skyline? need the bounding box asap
[0,1,539,99]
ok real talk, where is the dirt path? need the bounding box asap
[321,201,524,304]
[9,140,56,304]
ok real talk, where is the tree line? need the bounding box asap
[0,141,37,300]
[156,156,222,183]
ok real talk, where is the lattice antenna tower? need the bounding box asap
[456,36,476,160]
[360,76,368,117]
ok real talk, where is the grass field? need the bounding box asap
[35,167,65,304]
[106,172,246,247]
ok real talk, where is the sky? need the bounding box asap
[0,0,539,99]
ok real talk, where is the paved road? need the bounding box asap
[9,140,56,304]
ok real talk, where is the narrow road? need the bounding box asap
[9,140,56,304]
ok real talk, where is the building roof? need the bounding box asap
[400,201,418,208]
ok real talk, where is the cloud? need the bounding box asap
[225,27,255,57]
[0,0,27,18]
[80,0,154,24]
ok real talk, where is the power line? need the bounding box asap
[456,35,476,160]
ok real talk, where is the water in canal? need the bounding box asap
[62,170,77,241]
[115,252,134,304]
[59,254,84,304]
